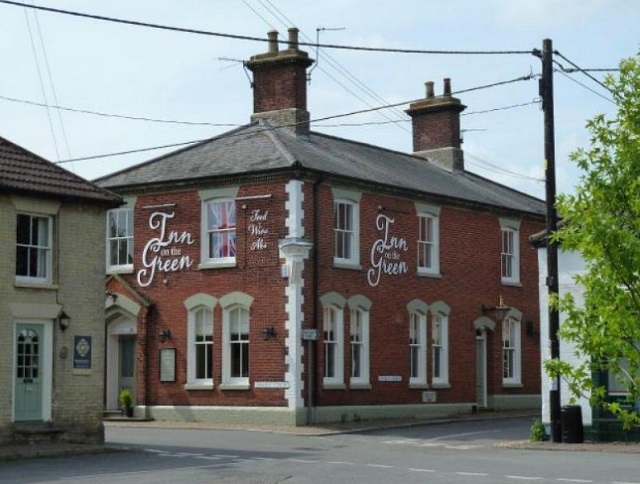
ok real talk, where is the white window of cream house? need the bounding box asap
[16,213,53,284]
[106,201,135,273]
[199,187,239,269]
[13,197,59,285]
[332,188,361,268]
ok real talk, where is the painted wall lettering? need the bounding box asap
[137,211,195,287]
[247,209,269,251]
[367,214,408,287]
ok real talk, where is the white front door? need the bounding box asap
[118,335,136,404]
[106,316,137,410]
[14,324,44,421]
[476,332,487,408]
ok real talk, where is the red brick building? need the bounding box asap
[97,28,545,425]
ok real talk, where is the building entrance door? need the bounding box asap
[476,331,487,408]
[14,324,44,421]
[118,335,136,403]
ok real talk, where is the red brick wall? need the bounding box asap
[304,184,542,407]
[410,108,462,152]
[108,177,543,410]
[251,60,308,114]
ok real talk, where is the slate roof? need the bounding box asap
[0,136,121,206]
[95,121,545,217]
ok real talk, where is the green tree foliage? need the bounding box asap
[545,51,640,430]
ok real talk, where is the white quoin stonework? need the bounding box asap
[281,180,312,410]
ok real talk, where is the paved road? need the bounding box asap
[0,417,638,483]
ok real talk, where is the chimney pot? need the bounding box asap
[267,30,279,53]
[425,81,435,99]
[288,28,299,50]
[443,78,452,96]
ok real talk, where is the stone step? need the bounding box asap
[12,423,63,445]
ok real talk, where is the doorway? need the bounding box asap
[476,331,487,408]
[106,316,137,410]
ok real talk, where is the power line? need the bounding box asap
[554,50,615,95]
[0,1,533,56]
[54,74,537,165]
[2,91,540,128]
[465,151,544,183]
[554,68,615,105]
[243,0,409,132]
[23,4,60,160]
[0,93,241,126]
[32,2,72,160]
[316,99,541,127]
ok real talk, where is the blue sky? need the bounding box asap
[0,0,637,199]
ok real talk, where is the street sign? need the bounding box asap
[301,329,319,341]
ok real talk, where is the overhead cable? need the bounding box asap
[54,74,536,164]
[0,1,533,55]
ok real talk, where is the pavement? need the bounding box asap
[1,411,639,461]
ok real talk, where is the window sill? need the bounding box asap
[417,271,442,279]
[184,382,214,391]
[409,382,429,389]
[502,382,523,389]
[14,281,58,290]
[332,261,362,271]
[106,265,134,275]
[219,383,251,391]
[349,382,371,390]
[198,261,237,270]
[431,382,451,389]
[323,382,346,390]
[500,280,522,287]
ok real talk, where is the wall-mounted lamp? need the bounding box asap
[58,311,71,331]
[106,291,118,302]
[526,320,536,337]
[262,327,277,340]
[482,295,511,322]
[159,329,172,343]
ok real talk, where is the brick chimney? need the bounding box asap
[405,78,466,171]
[245,28,314,134]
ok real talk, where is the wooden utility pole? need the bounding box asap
[539,38,562,443]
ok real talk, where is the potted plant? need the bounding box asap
[119,389,134,418]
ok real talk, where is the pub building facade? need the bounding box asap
[97,28,546,425]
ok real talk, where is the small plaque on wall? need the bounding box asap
[160,348,176,382]
[73,336,92,370]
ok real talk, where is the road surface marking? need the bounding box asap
[505,476,543,481]
[409,468,436,473]
[289,459,319,463]
[367,464,394,468]
[326,461,354,465]
[457,472,489,476]
[557,479,592,483]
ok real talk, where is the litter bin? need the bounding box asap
[561,405,584,443]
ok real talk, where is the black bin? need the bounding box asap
[561,405,584,443]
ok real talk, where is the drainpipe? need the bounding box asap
[308,174,324,424]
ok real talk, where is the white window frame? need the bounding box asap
[184,294,217,390]
[430,301,450,387]
[321,292,346,389]
[199,187,239,269]
[332,188,361,268]
[500,218,521,285]
[15,213,53,285]
[220,292,253,390]
[106,207,134,273]
[502,316,522,386]
[416,203,441,276]
[348,295,371,389]
[409,311,427,387]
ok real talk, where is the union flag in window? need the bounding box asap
[207,200,237,259]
